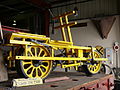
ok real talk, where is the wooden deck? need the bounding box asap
[0,71,114,90]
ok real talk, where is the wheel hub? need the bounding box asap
[91,61,96,65]
[32,60,41,67]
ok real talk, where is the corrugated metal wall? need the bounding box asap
[51,0,118,20]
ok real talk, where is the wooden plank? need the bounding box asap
[54,22,77,29]
[0,72,114,90]
[71,22,87,28]
[70,74,114,90]
[45,76,70,83]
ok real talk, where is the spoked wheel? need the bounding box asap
[83,51,102,75]
[15,46,52,79]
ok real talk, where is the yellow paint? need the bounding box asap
[4,11,108,78]
[59,17,67,41]
[78,50,83,57]
[15,56,108,61]
[87,52,102,74]
[62,63,81,68]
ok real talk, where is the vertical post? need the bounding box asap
[74,60,78,70]
[25,45,28,56]
[65,15,73,43]
[44,10,50,37]
[35,47,37,57]
[8,51,12,68]
[78,50,83,58]
[59,17,67,41]
[91,47,95,60]
[52,48,54,57]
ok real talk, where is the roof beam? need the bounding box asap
[24,0,51,9]
[51,0,94,8]
[50,0,73,5]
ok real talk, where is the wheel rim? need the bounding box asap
[20,46,52,79]
[87,52,102,74]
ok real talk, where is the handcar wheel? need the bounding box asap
[15,46,52,79]
[83,51,102,76]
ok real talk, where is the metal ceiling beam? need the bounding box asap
[50,0,74,5]
[51,0,94,8]
[0,2,32,13]
[0,0,21,6]
[0,4,34,16]
[24,0,51,9]
[0,4,20,12]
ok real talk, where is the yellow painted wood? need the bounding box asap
[91,47,95,59]
[53,11,75,20]
[54,22,77,29]
[10,40,37,45]
[52,48,54,57]
[8,51,12,67]
[65,15,73,43]
[16,56,87,60]
[74,60,78,70]
[62,63,81,68]
[15,56,108,61]
[49,40,72,45]
[11,33,50,41]
[78,50,83,58]
[10,40,48,47]
[59,17,67,41]
[4,11,108,78]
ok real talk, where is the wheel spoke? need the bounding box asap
[40,65,47,69]
[38,67,44,75]
[94,64,97,66]
[34,47,37,56]
[22,61,32,65]
[96,64,99,68]
[30,67,35,75]
[36,68,38,77]
[43,52,47,57]
[38,49,43,57]
[42,61,49,63]
[25,65,33,71]
[29,50,34,56]
[89,65,92,68]
[94,66,96,69]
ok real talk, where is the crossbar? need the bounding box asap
[15,56,108,61]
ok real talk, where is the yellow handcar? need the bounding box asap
[3,11,107,79]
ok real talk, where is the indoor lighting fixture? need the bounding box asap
[13,20,16,26]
